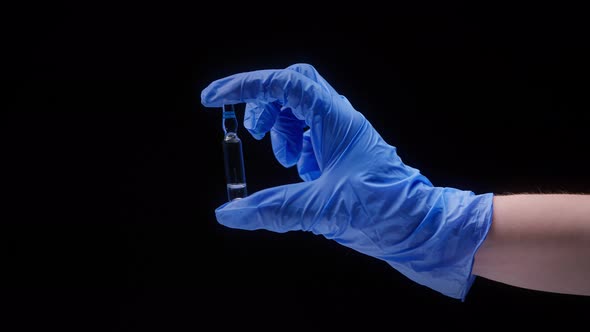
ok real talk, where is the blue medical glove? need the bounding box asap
[201,63,494,300]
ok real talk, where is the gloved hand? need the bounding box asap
[201,63,494,300]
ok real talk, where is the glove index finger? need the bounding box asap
[200,69,333,125]
[285,63,339,96]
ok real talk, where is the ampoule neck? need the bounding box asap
[222,104,238,134]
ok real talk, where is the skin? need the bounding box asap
[472,194,590,296]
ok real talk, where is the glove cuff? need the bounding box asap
[386,189,494,301]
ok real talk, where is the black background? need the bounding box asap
[3,3,590,331]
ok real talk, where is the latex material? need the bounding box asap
[201,63,494,300]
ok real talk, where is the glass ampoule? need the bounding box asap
[222,104,247,201]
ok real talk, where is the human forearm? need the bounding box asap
[473,194,590,296]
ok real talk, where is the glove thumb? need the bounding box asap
[215,181,318,233]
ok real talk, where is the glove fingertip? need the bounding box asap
[200,85,216,107]
[270,129,302,168]
[272,144,299,168]
[214,201,260,230]
[247,129,266,140]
